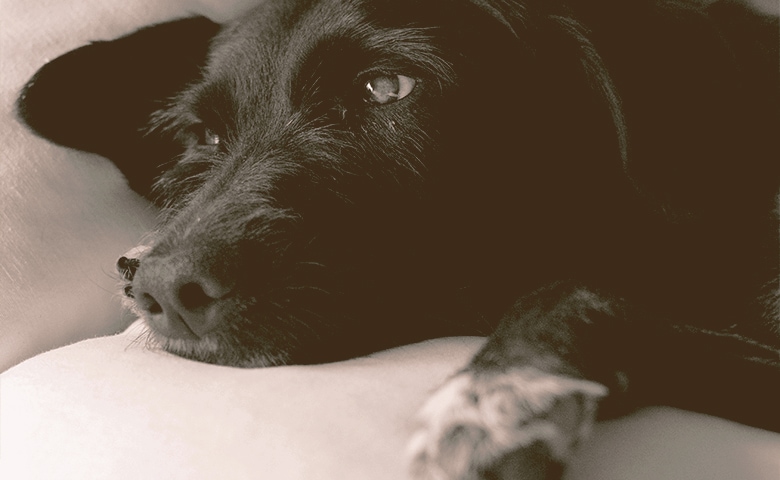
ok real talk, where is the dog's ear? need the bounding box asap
[464,0,628,171]
[16,17,220,197]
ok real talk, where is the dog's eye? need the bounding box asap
[364,74,416,105]
[200,126,221,146]
[190,124,221,147]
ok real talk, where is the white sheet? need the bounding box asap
[3,325,779,480]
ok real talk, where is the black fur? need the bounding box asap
[16,0,780,475]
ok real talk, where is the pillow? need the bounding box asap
[2,325,779,480]
[0,324,486,480]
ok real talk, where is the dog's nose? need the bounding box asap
[128,255,232,339]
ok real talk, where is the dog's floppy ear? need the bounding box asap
[16,17,220,197]
[464,0,629,173]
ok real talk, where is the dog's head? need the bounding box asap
[17,0,626,366]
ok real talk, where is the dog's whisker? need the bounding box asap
[293,261,327,269]
[279,285,332,295]
[124,324,154,351]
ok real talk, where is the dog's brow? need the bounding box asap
[359,27,455,80]
[188,82,238,128]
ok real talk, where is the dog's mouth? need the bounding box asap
[116,240,357,367]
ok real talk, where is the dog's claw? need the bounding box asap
[408,368,607,480]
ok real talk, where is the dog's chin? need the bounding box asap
[134,318,289,368]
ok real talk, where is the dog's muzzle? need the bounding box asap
[118,244,230,340]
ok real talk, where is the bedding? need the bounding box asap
[2,323,779,480]
[1,0,778,478]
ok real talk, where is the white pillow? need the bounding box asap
[2,325,779,480]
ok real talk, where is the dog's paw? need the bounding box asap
[408,367,607,480]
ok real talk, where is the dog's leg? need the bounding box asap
[408,282,623,480]
[408,282,780,480]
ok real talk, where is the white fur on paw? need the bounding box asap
[408,367,608,480]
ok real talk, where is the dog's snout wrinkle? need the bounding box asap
[130,254,233,340]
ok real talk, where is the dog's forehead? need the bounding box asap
[174,0,508,137]
[208,0,367,75]
[187,0,374,128]
[204,0,474,83]
[181,0,475,129]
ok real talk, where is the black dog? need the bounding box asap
[17,0,780,478]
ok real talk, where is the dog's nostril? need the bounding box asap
[148,300,163,315]
[137,292,163,315]
[178,282,217,311]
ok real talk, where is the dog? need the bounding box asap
[16,0,780,478]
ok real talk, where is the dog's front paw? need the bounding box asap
[408,367,607,480]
